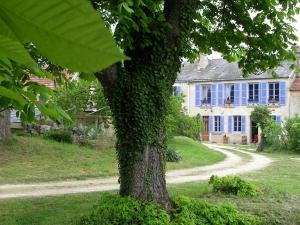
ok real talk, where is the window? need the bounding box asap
[233,116,242,132]
[201,85,211,104]
[269,82,279,103]
[214,116,221,132]
[248,83,259,103]
[224,84,234,104]
[173,86,181,96]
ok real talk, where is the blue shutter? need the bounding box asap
[279,81,286,105]
[220,116,224,132]
[228,116,233,133]
[209,116,214,132]
[211,84,217,106]
[259,82,268,105]
[276,115,281,124]
[241,83,248,106]
[195,85,201,106]
[217,83,223,106]
[234,83,241,106]
[241,116,246,133]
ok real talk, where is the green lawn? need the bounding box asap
[1,148,299,225]
[0,135,224,184]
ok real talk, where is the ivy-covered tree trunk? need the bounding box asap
[96,0,197,210]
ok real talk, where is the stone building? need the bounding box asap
[174,56,300,144]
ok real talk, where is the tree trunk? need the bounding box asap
[95,0,198,210]
[0,110,11,140]
[119,144,173,211]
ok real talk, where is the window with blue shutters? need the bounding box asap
[224,84,234,104]
[218,84,223,106]
[269,82,279,103]
[248,83,259,103]
[279,81,286,105]
[211,84,217,106]
[234,83,241,106]
[275,115,281,124]
[173,86,182,96]
[214,116,221,132]
[195,85,201,106]
[233,116,242,132]
[201,84,211,105]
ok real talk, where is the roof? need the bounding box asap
[177,58,294,82]
[290,77,300,91]
[30,76,55,89]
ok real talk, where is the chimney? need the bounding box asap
[197,55,209,70]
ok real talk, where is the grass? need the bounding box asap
[167,136,225,170]
[0,135,224,184]
[0,147,299,225]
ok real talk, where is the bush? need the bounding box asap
[209,175,259,197]
[78,195,262,225]
[165,148,182,162]
[78,195,170,225]
[45,129,73,143]
[285,115,300,152]
[172,196,262,225]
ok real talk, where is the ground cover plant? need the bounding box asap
[0,135,224,184]
[209,175,259,197]
[78,195,262,225]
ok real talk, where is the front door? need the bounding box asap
[202,116,209,141]
[251,117,258,143]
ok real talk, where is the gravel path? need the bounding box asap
[0,144,272,199]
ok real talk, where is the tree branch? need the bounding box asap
[95,64,118,99]
[163,0,183,41]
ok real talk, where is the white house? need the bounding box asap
[174,56,300,144]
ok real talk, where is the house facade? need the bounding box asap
[174,56,300,144]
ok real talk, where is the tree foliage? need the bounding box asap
[166,96,203,140]
[54,80,111,126]
[0,0,125,122]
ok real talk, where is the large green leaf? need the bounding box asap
[0,34,37,68]
[0,0,127,73]
[0,86,27,106]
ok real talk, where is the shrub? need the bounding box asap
[45,129,73,143]
[285,115,300,152]
[165,148,182,162]
[209,175,259,197]
[78,195,170,225]
[78,195,262,225]
[172,196,262,225]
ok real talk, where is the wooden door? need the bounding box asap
[202,116,209,141]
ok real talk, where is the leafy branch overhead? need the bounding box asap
[0,0,126,122]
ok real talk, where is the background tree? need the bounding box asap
[54,80,111,127]
[251,106,273,151]
[166,96,203,140]
[92,0,300,209]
